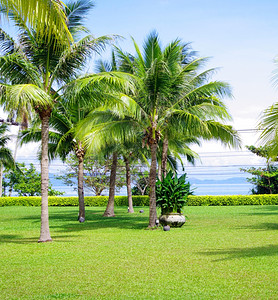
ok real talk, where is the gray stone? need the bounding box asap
[163,225,170,231]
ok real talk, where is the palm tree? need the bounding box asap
[77,32,241,227]
[19,98,93,222]
[0,123,15,195]
[0,0,71,44]
[257,103,278,157]
[0,0,114,241]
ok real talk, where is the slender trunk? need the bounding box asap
[148,142,158,227]
[103,152,117,217]
[0,164,3,197]
[76,143,85,222]
[38,109,52,243]
[8,184,12,197]
[124,156,134,213]
[161,137,169,178]
[157,164,162,181]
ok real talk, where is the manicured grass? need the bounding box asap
[0,205,277,299]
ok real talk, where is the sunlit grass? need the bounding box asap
[0,205,277,299]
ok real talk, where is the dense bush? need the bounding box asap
[0,195,150,207]
[0,194,278,207]
[187,195,278,206]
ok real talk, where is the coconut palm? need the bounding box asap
[257,103,278,157]
[77,32,241,227]
[0,0,115,241]
[0,0,71,44]
[19,98,93,222]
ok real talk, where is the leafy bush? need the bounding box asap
[187,195,278,206]
[156,171,192,213]
[0,194,278,207]
[0,195,150,207]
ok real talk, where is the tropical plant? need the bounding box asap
[257,102,278,157]
[0,0,113,241]
[156,170,192,214]
[0,0,71,44]
[77,32,241,227]
[0,123,15,195]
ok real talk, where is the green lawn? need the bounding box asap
[0,205,277,299]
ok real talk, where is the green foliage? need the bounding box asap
[131,171,149,195]
[241,145,278,194]
[2,163,63,196]
[56,154,126,196]
[0,195,149,207]
[187,194,278,206]
[156,171,192,213]
[1,194,278,207]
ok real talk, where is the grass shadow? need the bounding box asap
[198,244,278,261]
[244,205,278,216]
[16,207,151,232]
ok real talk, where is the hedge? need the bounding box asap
[1,194,278,207]
[0,195,150,207]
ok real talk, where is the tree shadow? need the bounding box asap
[0,234,38,244]
[239,223,278,231]
[0,233,74,244]
[245,205,278,216]
[198,244,278,261]
[16,208,150,232]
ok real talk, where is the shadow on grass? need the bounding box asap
[245,205,278,216]
[239,222,278,231]
[0,233,74,244]
[17,207,150,232]
[0,234,38,244]
[198,244,278,261]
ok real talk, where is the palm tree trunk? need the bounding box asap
[76,143,85,222]
[0,163,3,197]
[124,156,134,213]
[161,137,169,178]
[103,152,117,217]
[148,142,158,227]
[157,164,162,181]
[38,109,52,242]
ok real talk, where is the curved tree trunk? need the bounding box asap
[124,156,134,213]
[161,137,169,178]
[76,142,85,222]
[103,152,117,217]
[38,109,52,242]
[148,142,158,227]
[157,164,162,181]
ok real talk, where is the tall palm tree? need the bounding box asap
[0,0,114,241]
[77,32,241,227]
[0,123,16,195]
[19,98,93,222]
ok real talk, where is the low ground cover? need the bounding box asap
[0,205,277,299]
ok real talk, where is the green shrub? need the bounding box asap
[0,195,150,207]
[0,194,277,207]
[187,195,278,206]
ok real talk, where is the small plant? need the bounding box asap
[156,171,193,214]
